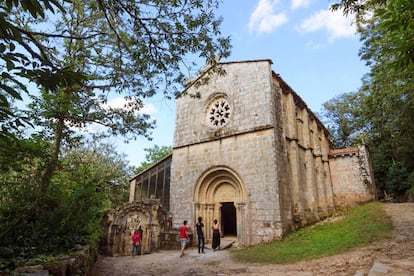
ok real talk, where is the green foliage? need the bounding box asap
[1,0,230,271]
[2,0,231,193]
[324,0,414,197]
[134,145,172,174]
[1,0,65,18]
[0,0,85,140]
[0,135,44,172]
[320,91,366,148]
[384,162,413,194]
[330,0,387,15]
[357,0,414,197]
[0,143,131,270]
[231,202,392,264]
[58,143,132,207]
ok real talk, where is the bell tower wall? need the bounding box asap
[171,60,288,244]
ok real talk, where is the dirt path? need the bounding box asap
[91,203,414,275]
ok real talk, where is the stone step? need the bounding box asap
[204,238,236,251]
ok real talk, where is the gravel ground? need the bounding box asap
[91,203,414,276]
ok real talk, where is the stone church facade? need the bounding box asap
[105,59,376,255]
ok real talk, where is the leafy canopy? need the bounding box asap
[0,142,131,262]
[0,0,231,267]
[2,0,231,192]
[325,0,414,197]
[134,145,172,174]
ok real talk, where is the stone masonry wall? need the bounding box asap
[171,129,281,245]
[171,60,285,244]
[168,59,375,247]
[269,79,293,235]
[278,76,335,228]
[125,59,377,250]
[101,200,171,256]
[329,145,377,207]
[174,60,275,148]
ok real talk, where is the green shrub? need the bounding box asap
[0,144,130,271]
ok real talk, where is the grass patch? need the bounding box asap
[231,202,393,264]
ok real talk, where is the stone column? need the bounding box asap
[321,135,335,211]
[195,203,212,243]
[206,204,215,242]
[237,202,247,245]
[324,161,335,212]
[305,150,317,211]
[303,112,318,215]
[288,140,302,224]
[316,157,328,217]
[129,178,136,203]
[312,124,327,217]
[214,202,222,227]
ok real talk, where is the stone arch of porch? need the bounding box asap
[193,166,248,245]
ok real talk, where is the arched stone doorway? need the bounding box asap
[101,200,171,256]
[193,166,248,245]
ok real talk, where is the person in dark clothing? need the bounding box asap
[196,216,205,253]
[212,219,221,251]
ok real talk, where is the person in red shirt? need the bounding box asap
[179,220,189,257]
[131,230,141,256]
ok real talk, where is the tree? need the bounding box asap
[0,0,231,264]
[134,145,172,174]
[0,0,86,139]
[320,91,366,148]
[329,0,414,197]
[355,0,414,197]
[3,0,231,192]
[0,142,132,261]
[330,0,386,15]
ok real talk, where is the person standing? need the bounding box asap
[196,216,205,254]
[131,230,141,256]
[179,220,189,257]
[212,219,221,251]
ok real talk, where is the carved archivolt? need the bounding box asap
[102,200,170,256]
[194,166,247,204]
[193,166,248,243]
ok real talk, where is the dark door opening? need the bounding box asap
[220,202,237,236]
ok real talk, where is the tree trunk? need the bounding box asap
[40,116,64,193]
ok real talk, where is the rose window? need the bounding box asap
[207,98,231,128]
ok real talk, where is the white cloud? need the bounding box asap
[139,103,157,115]
[104,97,158,115]
[291,0,311,10]
[69,97,158,135]
[104,97,130,109]
[297,9,356,42]
[304,40,326,50]
[249,0,288,33]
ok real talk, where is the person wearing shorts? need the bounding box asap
[179,220,189,257]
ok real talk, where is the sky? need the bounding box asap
[114,0,368,168]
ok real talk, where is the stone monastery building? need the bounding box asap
[105,60,376,255]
